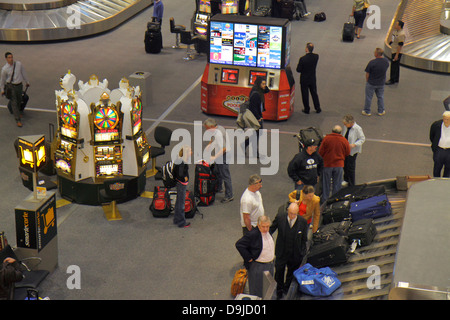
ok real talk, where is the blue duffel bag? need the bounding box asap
[293,263,341,297]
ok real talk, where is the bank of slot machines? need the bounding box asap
[55,100,79,178]
[90,99,124,180]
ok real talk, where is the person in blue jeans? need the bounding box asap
[173,146,191,228]
[203,118,234,203]
[362,48,390,117]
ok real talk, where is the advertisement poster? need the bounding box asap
[233,24,257,67]
[210,22,234,65]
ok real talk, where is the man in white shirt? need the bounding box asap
[240,174,264,235]
[342,114,366,186]
[204,118,233,203]
[0,52,30,127]
[429,111,450,177]
[235,215,274,298]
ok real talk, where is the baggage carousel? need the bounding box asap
[286,178,450,300]
[0,0,153,42]
[384,0,450,74]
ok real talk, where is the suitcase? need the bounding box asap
[322,200,351,225]
[313,220,351,244]
[231,268,248,297]
[342,16,354,42]
[194,160,217,206]
[396,175,431,191]
[296,127,323,151]
[348,219,377,247]
[350,194,392,222]
[307,236,349,268]
[280,0,295,20]
[327,184,385,204]
[145,22,162,54]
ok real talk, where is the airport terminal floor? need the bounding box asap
[0,0,449,303]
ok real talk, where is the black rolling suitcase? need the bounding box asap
[343,16,355,42]
[348,218,377,247]
[307,236,349,268]
[280,0,295,20]
[313,220,351,245]
[145,22,162,54]
[322,200,351,225]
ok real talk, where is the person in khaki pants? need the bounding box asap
[0,52,30,127]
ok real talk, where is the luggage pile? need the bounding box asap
[306,184,391,268]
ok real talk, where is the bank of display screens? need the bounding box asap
[199,0,211,13]
[210,22,283,69]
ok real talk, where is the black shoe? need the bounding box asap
[302,109,310,114]
[315,108,322,114]
[221,197,234,203]
[385,80,395,85]
[180,222,191,228]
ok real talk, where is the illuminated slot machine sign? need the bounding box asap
[221,0,238,14]
[202,14,294,121]
[194,0,212,36]
[55,101,79,176]
[91,101,124,179]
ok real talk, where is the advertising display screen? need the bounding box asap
[248,70,267,85]
[221,68,239,84]
[210,21,234,65]
[209,19,285,69]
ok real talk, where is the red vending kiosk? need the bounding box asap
[201,14,295,121]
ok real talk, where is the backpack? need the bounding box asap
[162,161,177,188]
[314,12,326,22]
[149,186,171,218]
[231,268,248,297]
[194,160,217,206]
[185,190,200,219]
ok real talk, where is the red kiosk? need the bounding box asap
[201,14,295,121]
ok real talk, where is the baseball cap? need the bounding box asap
[304,138,318,147]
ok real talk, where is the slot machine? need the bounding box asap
[201,14,295,121]
[54,97,80,179]
[121,91,150,176]
[89,93,124,181]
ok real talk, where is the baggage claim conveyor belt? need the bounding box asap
[286,178,450,300]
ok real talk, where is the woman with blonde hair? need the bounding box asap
[351,0,370,39]
[173,145,192,228]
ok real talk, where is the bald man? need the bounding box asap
[270,202,308,299]
[319,125,351,202]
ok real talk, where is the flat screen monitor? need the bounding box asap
[221,68,239,84]
[248,70,267,85]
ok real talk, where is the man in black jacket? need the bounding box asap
[0,257,23,300]
[429,111,450,177]
[270,202,308,299]
[235,215,274,298]
[287,138,323,190]
[296,43,321,114]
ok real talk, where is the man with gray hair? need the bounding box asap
[319,125,351,201]
[240,174,264,235]
[342,114,366,186]
[204,118,233,203]
[429,111,450,177]
[235,215,274,298]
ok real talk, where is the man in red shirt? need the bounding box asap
[319,125,350,202]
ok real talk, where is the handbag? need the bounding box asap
[3,62,15,100]
[293,263,341,297]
